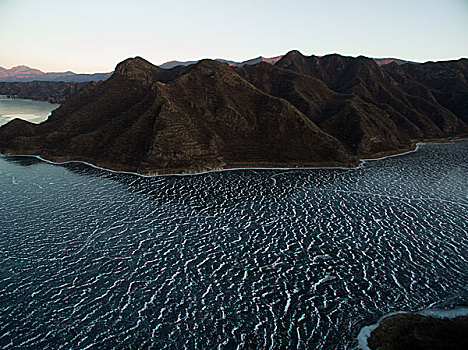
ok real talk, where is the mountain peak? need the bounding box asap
[114,56,161,82]
[275,50,310,69]
[197,58,229,68]
[115,56,156,70]
[284,50,305,58]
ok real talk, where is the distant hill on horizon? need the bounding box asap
[1,54,416,82]
[373,58,414,66]
[0,65,112,82]
[159,55,284,69]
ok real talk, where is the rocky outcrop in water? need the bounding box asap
[0,51,466,174]
[367,313,468,350]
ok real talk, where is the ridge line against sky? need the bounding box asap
[1,0,467,73]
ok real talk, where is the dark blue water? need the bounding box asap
[1,141,467,349]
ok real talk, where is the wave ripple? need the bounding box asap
[0,141,467,349]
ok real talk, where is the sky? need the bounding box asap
[1,0,467,73]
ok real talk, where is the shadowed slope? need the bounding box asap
[273,51,467,154]
[384,59,468,123]
[0,57,356,174]
[0,52,466,174]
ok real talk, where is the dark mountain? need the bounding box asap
[159,56,406,70]
[0,57,356,174]
[0,81,94,103]
[0,65,111,82]
[0,51,466,174]
[273,51,466,155]
[383,59,468,123]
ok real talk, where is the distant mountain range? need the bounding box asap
[0,65,112,82]
[1,56,411,82]
[0,50,466,175]
[158,55,285,69]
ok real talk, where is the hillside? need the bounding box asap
[0,51,466,174]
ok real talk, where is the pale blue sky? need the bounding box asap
[1,0,467,73]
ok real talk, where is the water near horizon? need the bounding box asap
[0,141,467,349]
[0,98,59,126]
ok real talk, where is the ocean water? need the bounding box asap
[0,141,467,349]
[0,98,59,126]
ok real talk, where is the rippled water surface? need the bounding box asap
[1,141,467,349]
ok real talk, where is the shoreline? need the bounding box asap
[361,136,467,161]
[1,137,467,177]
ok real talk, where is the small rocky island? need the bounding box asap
[367,312,468,350]
[0,51,467,174]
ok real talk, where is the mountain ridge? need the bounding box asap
[0,55,414,82]
[0,51,466,174]
[159,55,411,70]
